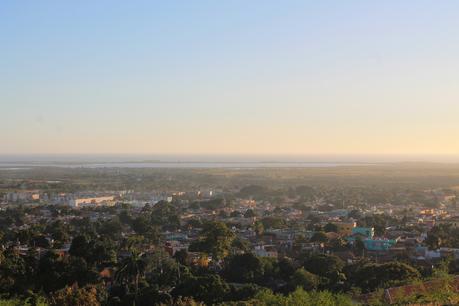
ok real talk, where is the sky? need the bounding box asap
[1,1,459,158]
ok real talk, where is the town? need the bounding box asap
[1,165,459,305]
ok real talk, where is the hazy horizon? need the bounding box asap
[2,1,459,156]
[3,153,459,164]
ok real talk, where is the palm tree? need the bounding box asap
[115,250,146,294]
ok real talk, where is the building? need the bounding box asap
[198,189,213,198]
[254,245,278,258]
[347,227,374,242]
[5,191,40,202]
[69,196,115,208]
[364,238,397,252]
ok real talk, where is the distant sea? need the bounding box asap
[0,154,457,169]
[0,154,379,169]
[0,162,366,169]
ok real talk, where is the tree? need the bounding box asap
[146,253,190,290]
[45,220,70,247]
[0,298,47,306]
[303,254,345,287]
[172,297,204,306]
[244,209,256,218]
[69,236,89,259]
[230,211,242,218]
[133,286,174,306]
[131,216,159,242]
[261,217,285,229]
[0,248,28,294]
[424,224,459,250]
[223,253,264,283]
[173,249,189,266]
[328,238,347,252]
[231,237,250,253]
[189,222,235,260]
[310,231,328,243]
[289,268,319,291]
[118,210,133,225]
[249,287,354,306]
[49,285,100,306]
[36,252,66,293]
[63,256,98,287]
[31,235,50,248]
[218,210,228,218]
[199,198,225,210]
[254,221,264,236]
[359,214,395,236]
[98,218,123,240]
[87,240,117,266]
[425,234,442,250]
[348,261,421,293]
[172,274,230,305]
[324,223,338,233]
[150,201,180,231]
[115,251,146,293]
[277,257,296,282]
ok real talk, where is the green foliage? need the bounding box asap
[146,253,191,289]
[172,274,230,305]
[261,217,286,230]
[358,214,397,236]
[327,237,348,252]
[189,221,235,260]
[0,298,47,306]
[303,254,345,288]
[303,254,344,279]
[198,198,226,210]
[309,231,328,243]
[244,209,256,218]
[230,211,242,218]
[223,253,265,283]
[235,287,355,306]
[289,268,319,291]
[425,224,459,250]
[150,201,180,231]
[323,223,338,233]
[69,235,89,258]
[115,251,146,292]
[347,261,420,293]
[131,216,159,242]
[49,285,100,306]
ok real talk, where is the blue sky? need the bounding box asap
[1,1,459,156]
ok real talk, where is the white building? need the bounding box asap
[69,196,115,208]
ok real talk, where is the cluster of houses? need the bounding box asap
[3,185,459,269]
[160,201,459,267]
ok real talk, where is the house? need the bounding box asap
[347,227,374,243]
[363,238,397,252]
[254,244,278,258]
[69,196,116,208]
[5,191,40,202]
